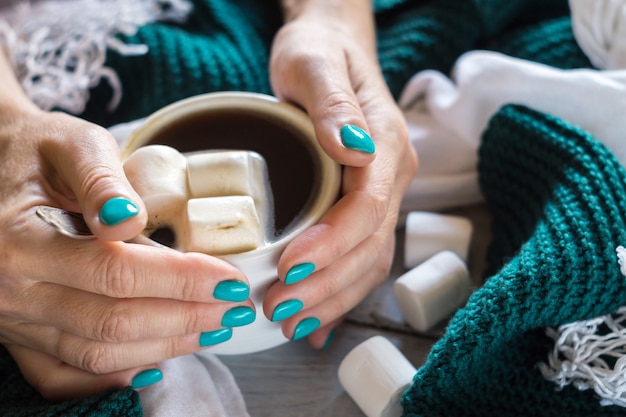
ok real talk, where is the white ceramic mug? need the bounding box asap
[121,92,341,354]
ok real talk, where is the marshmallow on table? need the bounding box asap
[404,211,473,269]
[338,336,417,417]
[122,145,273,255]
[394,250,472,332]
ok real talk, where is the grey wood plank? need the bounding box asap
[220,323,435,417]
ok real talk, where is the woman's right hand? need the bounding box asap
[0,61,254,400]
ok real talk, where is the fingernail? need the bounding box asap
[285,262,315,285]
[199,328,233,347]
[221,306,256,327]
[100,197,139,226]
[292,317,321,341]
[131,368,163,389]
[322,329,336,350]
[213,280,250,302]
[340,124,375,154]
[271,299,304,322]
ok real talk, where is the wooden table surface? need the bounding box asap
[220,204,492,416]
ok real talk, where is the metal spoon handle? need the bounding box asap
[35,205,162,248]
[36,205,95,239]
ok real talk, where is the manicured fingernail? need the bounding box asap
[199,328,233,347]
[292,317,321,341]
[131,368,163,389]
[322,329,336,350]
[285,262,315,285]
[340,124,375,154]
[271,299,304,322]
[100,197,139,226]
[221,306,256,327]
[213,280,250,302]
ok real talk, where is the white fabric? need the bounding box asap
[139,352,251,417]
[570,0,626,69]
[398,50,626,212]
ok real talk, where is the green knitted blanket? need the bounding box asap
[401,105,626,416]
[81,0,588,127]
[1,0,611,415]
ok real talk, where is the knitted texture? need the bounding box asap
[0,348,141,417]
[80,0,283,126]
[401,104,626,417]
[486,17,592,69]
[79,0,578,127]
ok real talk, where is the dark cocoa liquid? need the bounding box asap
[146,108,317,237]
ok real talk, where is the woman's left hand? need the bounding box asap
[265,0,418,348]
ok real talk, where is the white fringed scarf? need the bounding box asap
[0,0,193,113]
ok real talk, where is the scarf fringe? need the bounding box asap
[0,0,193,114]
[539,246,626,407]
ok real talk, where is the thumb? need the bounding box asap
[45,116,147,241]
[271,56,375,168]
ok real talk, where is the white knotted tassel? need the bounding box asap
[538,246,626,407]
[0,0,193,114]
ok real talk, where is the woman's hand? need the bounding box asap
[265,0,418,348]
[0,54,254,401]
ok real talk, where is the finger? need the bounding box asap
[41,113,147,241]
[277,162,391,284]
[279,263,379,344]
[272,49,377,167]
[15,283,254,343]
[24,237,248,303]
[266,226,391,327]
[308,319,342,350]
[13,324,236,375]
[6,344,162,401]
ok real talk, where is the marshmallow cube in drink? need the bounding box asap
[394,250,472,332]
[404,211,473,269]
[179,196,262,255]
[186,150,275,243]
[123,145,273,255]
[338,336,417,417]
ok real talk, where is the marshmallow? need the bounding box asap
[179,196,262,255]
[404,211,473,269]
[186,150,274,243]
[123,145,274,255]
[394,250,472,332]
[123,144,188,231]
[338,336,417,417]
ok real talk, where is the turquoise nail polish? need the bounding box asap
[340,124,375,154]
[285,263,315,285]
[271,299,304,322]
[292,317,321,341]
[100,197,139,226]
[322,329,336,350]
[131,368,163,389]
[213,280,250,302]
[221,306,256,327]
[199,328,233,347]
